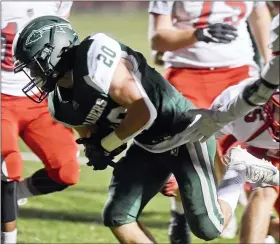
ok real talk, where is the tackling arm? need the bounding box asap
[183,15,279,143]
[216,15,279,124]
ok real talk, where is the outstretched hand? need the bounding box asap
[183,109,225,143]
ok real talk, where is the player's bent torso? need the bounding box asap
[48,33,195,152]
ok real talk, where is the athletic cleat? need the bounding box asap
[225,146,278,185]
[168,210,191,244]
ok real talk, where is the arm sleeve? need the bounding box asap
[211,83,247,136]
[83,33,122,94]
[148,1,174,15]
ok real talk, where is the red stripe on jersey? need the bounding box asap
[272,51,280,56]
[194,2,212,28]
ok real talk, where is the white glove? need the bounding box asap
[184,109,225,143]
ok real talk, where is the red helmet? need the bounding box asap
[263,91,280,142]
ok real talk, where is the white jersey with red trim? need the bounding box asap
[148,1,265,69]
[1,1,72,96]
[212,81,279,150]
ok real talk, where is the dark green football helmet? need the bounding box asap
[13,15,80,103]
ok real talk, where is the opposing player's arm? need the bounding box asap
[216,14,280,124]
[148,1,197,52]
[215,74,278,127]
[248,3,272,64]
[184,15,279,143]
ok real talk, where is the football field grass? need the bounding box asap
[18,11,243,243]
[19,161,243,244]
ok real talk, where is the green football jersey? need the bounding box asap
[48,33,195,152]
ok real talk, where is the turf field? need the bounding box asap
[18,11,244,243]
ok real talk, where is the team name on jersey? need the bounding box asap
[83,98,107,125]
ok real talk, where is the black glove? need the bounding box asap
[195,23,238,44]
[76,134,127,171]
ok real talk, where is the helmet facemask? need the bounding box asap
[13,16,80,103]
[15,44,56,103]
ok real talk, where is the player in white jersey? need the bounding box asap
[148,2,272,242]
[182,17,280,228]
[183,14,279,148]
[212,82,280,243]
[149,1,271,108]
[1,2,80,244]
[181,15,280,239]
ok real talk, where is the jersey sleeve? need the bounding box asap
[253,1,266,9]
[148,1,174,15]
[211,79,255,136]
[55,1,73,18]
[83,33,122,94]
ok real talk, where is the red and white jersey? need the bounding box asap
[1,1,72,96]
[148,1,265,69]
[213,80,279,150]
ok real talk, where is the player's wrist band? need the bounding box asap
[101,131,123,152]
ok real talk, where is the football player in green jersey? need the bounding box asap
[13,15,278,243]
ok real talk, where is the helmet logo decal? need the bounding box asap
[25,24,73,47]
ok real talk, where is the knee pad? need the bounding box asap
[1,181,18,223]
[47,161,80,185]
[1,154,22,182]
[1,155,7,181]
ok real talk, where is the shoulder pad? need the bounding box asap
[74,33,121,94]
